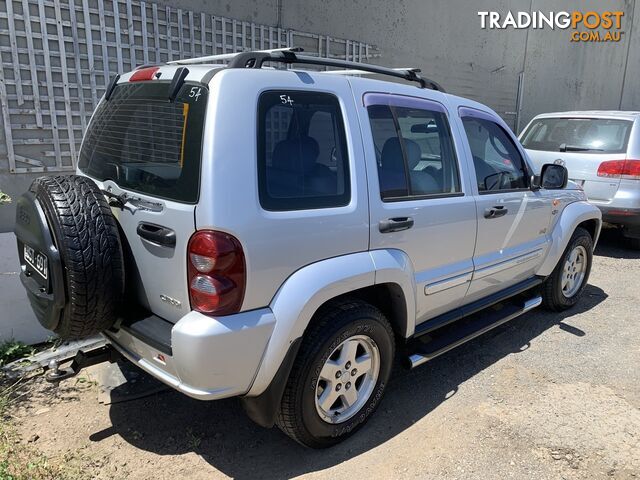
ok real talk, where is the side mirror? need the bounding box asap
[538,163,568,190]
[530,174,542,191]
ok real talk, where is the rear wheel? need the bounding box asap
[276,300,394,448]
[542,227,593,311]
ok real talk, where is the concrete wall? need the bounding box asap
[0,233,51,344]
[0,173,43,235]
[1,0,639,233]
[519,0,636,130]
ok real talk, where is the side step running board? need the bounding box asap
[413,276,542,338]
[407,295,542,369]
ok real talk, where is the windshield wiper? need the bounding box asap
[102,189,163,213]
[102,189,128,209]
[559,143,604,152]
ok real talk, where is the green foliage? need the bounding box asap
[0,342,34,368]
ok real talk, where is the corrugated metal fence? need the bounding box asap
[0,0,379,173]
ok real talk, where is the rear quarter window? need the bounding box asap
[257,91,350,211]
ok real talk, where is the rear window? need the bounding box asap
[78,82,207,203]
[520,117,632,154]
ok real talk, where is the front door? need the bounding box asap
[457,107,552,303]
[354,86,477,324]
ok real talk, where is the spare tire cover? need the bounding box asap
[14,175,124,339]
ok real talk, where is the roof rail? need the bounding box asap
[168,47,444,91]
[167,47,303,65]
[322,67,445,91]
[225,50,444,91]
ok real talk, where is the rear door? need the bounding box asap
[77,78,208,322]
[520,116,633,203]
[457,107,552,303]
[353,84,478,323]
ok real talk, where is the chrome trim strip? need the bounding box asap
[473,249,543,280]
[424,271,473,295]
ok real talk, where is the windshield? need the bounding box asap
[520,117,632,154]
[78,81,207,203]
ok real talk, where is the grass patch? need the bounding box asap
[0,377,61,480]
[0,377,93,480]
[0,342,34,368]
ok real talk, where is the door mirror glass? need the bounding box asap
[540,163,568,189]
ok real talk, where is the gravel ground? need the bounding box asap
[9,227,640,479]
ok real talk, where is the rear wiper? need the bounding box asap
[102,189,128,209]
[559,143,604,152]
[102,189,163,213]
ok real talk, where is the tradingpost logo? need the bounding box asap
[478,11,624,42]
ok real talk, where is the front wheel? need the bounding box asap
[276,300,394,448]
[542,227,593,311]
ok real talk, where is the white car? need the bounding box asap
[520,111,640,248]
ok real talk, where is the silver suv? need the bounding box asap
[14,49,601,448]
[520,111,640,248]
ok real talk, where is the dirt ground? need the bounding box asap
[6,228,640,479]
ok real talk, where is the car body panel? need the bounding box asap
[248,251,377,395]
[106,307,275,399]
[537,199,602,276]
[446,98,553,303]
[349,80,478,325]
[195,69,370,312]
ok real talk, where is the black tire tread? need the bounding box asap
[31,175,124,339]
[276,299,394,448]
[542,226,592,312]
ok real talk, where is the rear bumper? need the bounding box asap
[598,206,640,227]
[105,308,275,400]
[591,181,640,228]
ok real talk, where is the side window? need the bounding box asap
[258,91,350,211]
[461,116,528,192]
[367,102,461,200]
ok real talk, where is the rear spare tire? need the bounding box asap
[14,175,124,339]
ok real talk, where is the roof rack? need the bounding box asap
[168,47,444,91]
[167,47,304,65]
[230,49,444,91]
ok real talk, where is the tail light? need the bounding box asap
[187,230,245,315]
[597,159,640,179]
[130,67,160,82]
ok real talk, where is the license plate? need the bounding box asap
[24,244,48,280]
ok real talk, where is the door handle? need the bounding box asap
[484,206,508,219]
[379,217,414,233]
[137,222,176,248]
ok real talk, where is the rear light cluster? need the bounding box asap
[130,66,160,82]
[597,159,640,179]
[187,230,246,316]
